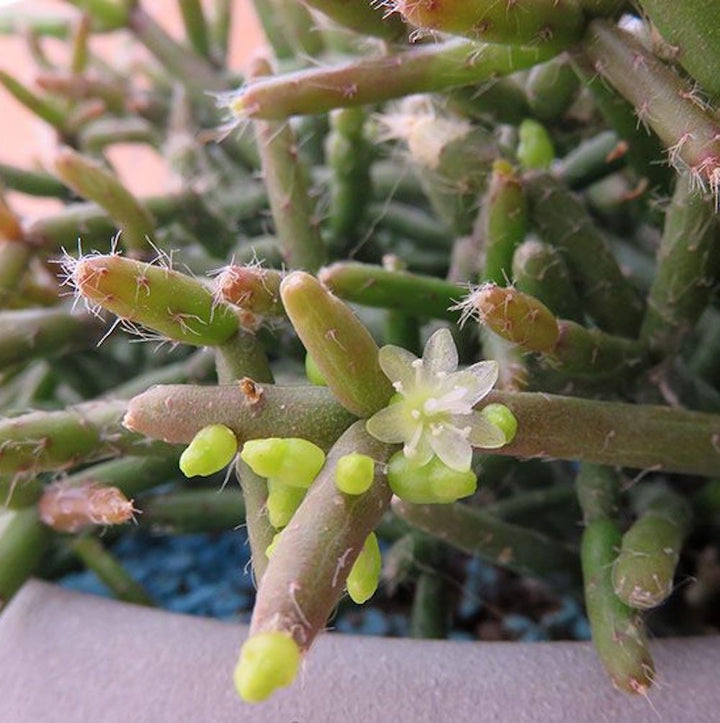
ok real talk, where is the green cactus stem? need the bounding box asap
[251,59,326,272]
[65,0,129,31]
[54,148,156,256]
[250,0,295,60]
[637,0,720,99]
[576,464,654,695]
[394,0,585,50]
[236,458,274,581]
[484,484,576,521]
[447,79,531,126]
[0,68,70,137]
[640,173,720,359]
[35,71,128,114]
[247,421,394,657]
[318,262,463,321]
[108,350,214,399]
[0,12,78,39]
[70,253,241,346]
[612,485,691,610]
[0,507,51,610]
[267,0,325,58]
[410,570,449,639]
[229,38,557,120]
[570,55,671,191]
[26,184,267,251]
[0,201,33,308]
[127,4,226,95]
[69,11,90,73]
[583,20,720,197]
[326,107,372,247]
[58,455,181,500]
[78,117,158,154]
[123,383,355,450]
[393,497,581,590]
[461,283,560,354]
[467,283,644,379]
[68,535,155,606]
[178,0,211,59]
[525,172,645,337]
[138,488,245,535]
[552,319,644,379]
[512,237,583,322]
[280,271,393,416]
[0,399,172,476]
[0,308,102,370]
[299,0,408,41]
[689,308,720,388]
[0,476,43,509]
[554,131,627,190]
[482,160,528,285]
[482,389,720,476]
[368,203,452,251]
[0,162,71,199]
[525,56,581,122]
[581,517,655,694]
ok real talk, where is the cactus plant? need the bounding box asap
[2,0,720,708]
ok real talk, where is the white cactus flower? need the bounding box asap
[365,328,506,472]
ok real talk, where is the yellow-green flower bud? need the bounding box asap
[234,632,301,703]
[179,424,238,478]
[517,119,555,170]
[387,451,477,504]
[347,532,382,604]
[266,479,306,529]
[305,352,327,386]
[334,452,375,495]
[480,404,518,444]
[240,438,325,488]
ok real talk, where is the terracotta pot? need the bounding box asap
[1,580,719,722]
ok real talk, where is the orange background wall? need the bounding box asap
[0,1,263,216]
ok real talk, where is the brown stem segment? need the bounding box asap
[248,421,395,652]
[123,383,356,451]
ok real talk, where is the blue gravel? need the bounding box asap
[58,528,590,641]
[59,529,256,621]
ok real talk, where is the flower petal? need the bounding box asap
[378,345,418,392]
[428,424,473,472]
[366,404,415,444]
[463,411,509,449]
[422,328,458,377]
[454,361,499,406]
[407,432,434,468]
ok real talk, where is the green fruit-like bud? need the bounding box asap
[234,631,301,703]
[387,452,478,504]
[305,353,327,386]
[240,438,326,488]
[334,452,375,495]
[346,532,382,604]
[179,424,238,478]
[517,119,555,170]
[266,478,306,529]
[480,404,518,444]
[265,531,283,558]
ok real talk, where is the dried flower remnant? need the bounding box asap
[38,481,136,533]
[366,328,506,472]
